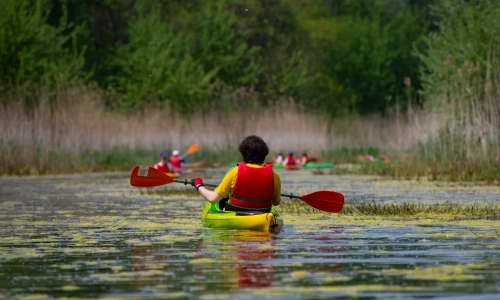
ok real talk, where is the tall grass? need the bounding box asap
[351,65,500,182]
[0,83,446,175]
[397,0,500,182]
[0,85,329,174]
[1,74,498,180]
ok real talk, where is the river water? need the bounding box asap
[1,170,499,299]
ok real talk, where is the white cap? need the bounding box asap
[172,150,180,156]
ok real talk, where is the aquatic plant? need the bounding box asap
[340,201,500,219]
[279,200,500,220]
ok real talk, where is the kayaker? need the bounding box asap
[274,152,283,165]
[169,150,185,173]
[192,135,281,212]
[379,153,391,163]
[300,152,308,165]
[154,152,171,173]
[283,152,297,166]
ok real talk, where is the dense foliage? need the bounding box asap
[415,0,500,166]
[3,0,500,179]
[0,0,436,116]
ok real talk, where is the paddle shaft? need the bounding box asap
[130,166,344,213]
[175,179,301,200]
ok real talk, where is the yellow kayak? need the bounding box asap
[201,202,284,231]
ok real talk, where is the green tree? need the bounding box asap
[0,0,87,94]
[418,0,500,104]
[110,4,217,113]
[322,0,428,114]
[191,1,261,87]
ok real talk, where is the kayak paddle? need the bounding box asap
[130,166,344,213]
[181,143,199,159]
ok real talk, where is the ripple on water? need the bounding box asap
[0,172,499,299]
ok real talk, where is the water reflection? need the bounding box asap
[233,232,276,288]
[130,245,175,289]
[125,231,279,292]
[312,226,344,274]
[197,230,277,290]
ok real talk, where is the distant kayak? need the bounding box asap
[202,202,283,231]
[284,164,300,170]
[301,162,334,169]
[230,162,334,169]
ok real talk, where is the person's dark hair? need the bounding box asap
[238,135,269,164]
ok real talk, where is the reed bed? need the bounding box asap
[1,70,499,181]
[0,84,441,175]
[0,86,329,174]
[276,200,500,219]
[333,56,500,182]
[340,201,500,218]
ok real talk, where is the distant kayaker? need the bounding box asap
[169,150,185,173]
[300,152,308,165]
[274,152,284,165]
[154,152,171,173]
[192,135,281,211]
[283,152,297,166]
[379,153,391,163]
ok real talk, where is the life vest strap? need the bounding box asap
[224,202,271,213]
[232,196,272,203]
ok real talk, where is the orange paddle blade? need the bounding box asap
[130,166,175,187]
[187,144,199,155]
[299,191,344,213]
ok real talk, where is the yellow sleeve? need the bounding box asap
[272,171,281,206]
[214,167,238,198]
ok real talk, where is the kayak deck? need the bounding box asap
[202,202,284,231]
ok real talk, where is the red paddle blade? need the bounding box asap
[130,166,174,187]
[299,191,344,213]
[187,144,199,155]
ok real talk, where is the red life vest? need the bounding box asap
[154,162,170,173]
[230,163,275,209]
[286,156,296,165]
[169,156,182,172]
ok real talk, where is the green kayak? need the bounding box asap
[202,202,284,231]
[230,162,334,169]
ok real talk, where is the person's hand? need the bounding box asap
[192,178,204,190]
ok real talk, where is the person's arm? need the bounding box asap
[192,167,235,204]
[272,171,281,206]
[197,185,223,203]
